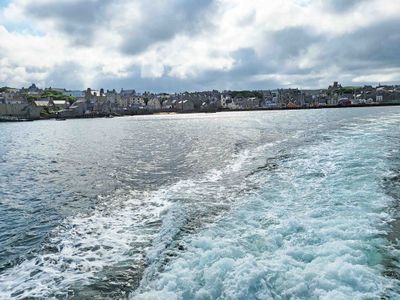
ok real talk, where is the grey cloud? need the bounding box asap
[325,0,367,12]
[25,66,48,74]
[227,27,321,77]
[120,0,215,54]
[25,0,113,46]
[319,19,400,71]
[94,27,326,92]
[269,26,320,59]
[25,0,215,51]
[45,62,85,89]
[185,20,400,90]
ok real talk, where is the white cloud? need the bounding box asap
[0,0,399,91]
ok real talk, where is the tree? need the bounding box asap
[230,90,263,99]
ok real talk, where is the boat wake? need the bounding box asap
[132,115,400,299]
[0,141,275,299]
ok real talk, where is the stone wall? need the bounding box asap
[0,104,43,119]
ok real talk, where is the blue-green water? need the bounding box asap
[0,108,399,299]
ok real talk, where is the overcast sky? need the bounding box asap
[0,0,399,92]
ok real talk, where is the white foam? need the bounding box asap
[0,139,273,299]
[132,114,400,299]
[0,189,170,299]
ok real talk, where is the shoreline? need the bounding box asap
[1,102,399,123]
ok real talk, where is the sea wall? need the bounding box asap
[0,104,43,119]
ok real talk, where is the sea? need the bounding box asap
[0,107,399,299]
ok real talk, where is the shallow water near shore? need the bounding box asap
[0,107,399,299]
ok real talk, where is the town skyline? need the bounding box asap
[2,80,400,94]
[2,81,400,121]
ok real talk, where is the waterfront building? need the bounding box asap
[220,93,232,109]
[175,99,194,112]
[147,98,161,111]
[53,100,69,110]
[33,100,51,108]
[59,100,87,118]
[0,103,42,119]
[161,99,173,110]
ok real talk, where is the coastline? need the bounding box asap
[1,102,400,123]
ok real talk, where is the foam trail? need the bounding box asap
[133,114,400,299]
[0,140,273,299]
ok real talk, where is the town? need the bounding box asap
[0,82,400,121]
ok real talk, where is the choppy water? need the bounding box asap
[0,108,399,299]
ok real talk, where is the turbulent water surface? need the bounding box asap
[0,108,400,299]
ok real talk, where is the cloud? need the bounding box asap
[21,0,214,52]
[24,0,113,45]
[0,0,399,90]
[325,0,368,12]
[326,19,400,70]
[45,62,86,89]
[119,0,214,54]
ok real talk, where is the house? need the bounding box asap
[131,96,146,110]
[106,90,122,111]
[243,97,260,109]
[3,91,25,104]
[262,99,278,108]
[70,100,87,115]
[277,88,305,107]
[338,98,352,106]
[220,94,233,109]
[53,100,69,110]
[147,98,161,111]
[120,89,136,97]
[161,99,173,110]
[59,99,87,118]
[27,83,40,94]
[175,99,194,112]
[84,88,107,112]
[33,99,68,111]
[33,100,51,108]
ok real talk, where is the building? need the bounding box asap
[147,98,161,111]
[0,103,43,119]
[52,100,69,110]
[59,99,87,118]
[27,83,41,94]
[161,99,173,110]
[175,99,194,112]
[33,100,51,108]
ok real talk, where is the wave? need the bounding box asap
[0,139,276,299]
[132,114,400,299]
[2,112,400,299]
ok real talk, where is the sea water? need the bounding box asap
[0,108,399,299]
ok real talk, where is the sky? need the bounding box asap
[0,0,399,92]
